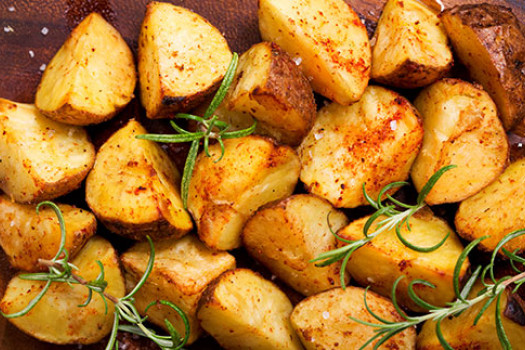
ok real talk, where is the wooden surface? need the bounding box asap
[0,0,524,349]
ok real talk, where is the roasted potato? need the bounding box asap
[35,13,136,125]
[290,286,416,350]
[0,236,125,344]
[411,79,508,205]
[298,85,423,208]
[187,135,300,251]
[0,195,96,272]
[339,208,468,312]
[121,235,236,344]
[442,4,525,132]
[197,268,303,350]
[86,119,192,241]
[242,194,349,296]
[259,0,371,105]
[138,1,232,119]
[0,99,95,203]
[371,0,452,88]
[224,42,316,146]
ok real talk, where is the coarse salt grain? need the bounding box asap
[8,6,15,12]
[314,132,324,140]
[322,311,330,319]
[40,63,47,71]
[293,56,302,66]
[390,120,397,131]
[29,50,34,58]
[10,221,15,227]
[4,25,14,33]
[41,27,49,35]
[518,143,523,148]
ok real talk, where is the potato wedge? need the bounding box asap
[290,286,416,350]
[259,0,371,105]
[298,85,423,208]
[340,208,468,312]
[0,99,95,203]
[371,0,452,88]
[138,1,232,119]
[121,235,235,344]
[0,236,125,344]
[0,195,96,272]
[411,79,508,205]
[197,268,303,350]
[86,119,192,241]
[188,135,300,251]
[242,194,349,296]
[442,4,525,131]
[35,13,136,125]
[225,42,316,146]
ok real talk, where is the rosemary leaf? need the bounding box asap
[181,139,200,209]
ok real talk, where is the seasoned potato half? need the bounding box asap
[86,119,192,241]
[35,13,135,125]
[442,4,525,132]
[0,195,96,272]
[197,268,303,350]
[291,286,416,350]
[371,0,452,88]
[411,79,508,205]
[0,99,95,203]
[456,158,525,253]
[298,86,423,208]
[0,236,125,344]
[225,42,316,146]
[188,135,300,251]
[138,1,232,119]
[121,235,235,344]
[259,0,371,105]
[242,194,349,296]
[340,209,468,312]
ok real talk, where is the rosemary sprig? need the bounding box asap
[136,52,257,208]
[311,165,456,288]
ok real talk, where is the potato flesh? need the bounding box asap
[291,287,416,350]
[197,268,303,350]
[0,236,125,344]
[0,99,95,203]
[298,85,423,208]
[258,0,371,105]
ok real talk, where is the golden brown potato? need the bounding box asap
[259,0,371,105]
[0,236,125,345]
[197,268,303,350]
[290,286,416,350]
[86,119,192,241]
[242,194,349,296]
[371,0,452,88]
[138,1,232,119]
[188,135,300,251]
[0,195,96,272]
[121,235,236,344]
[0,99,95,203]
[442,4,525,132]
[224,42,316,146]
[339,208,469,312]
[411,79,508,205]
[298,85,423,208]
[35,13,136,125]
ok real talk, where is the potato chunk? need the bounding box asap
[138,1,232,119]
[242,194,349,296]
[188,135,300,250]
[298,86,423,208]
[411,79,508,205]
[0,99,95,203]
[339,209,468,312]
[0,195,96,272]
[35,13,135,125]
[86,119,192,241]
[197,268,303,350]
[371,0,452,88]
[259,0,371,105]
[121,235,235,344]
[225,42,316,146]
[291,287,416,350]
[442,4,525,131]
[0,236,125,344]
